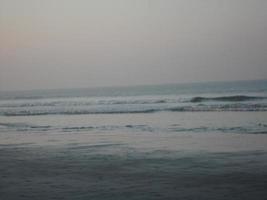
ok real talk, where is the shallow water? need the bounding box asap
[1,80,267,199]
[1,145,267,200]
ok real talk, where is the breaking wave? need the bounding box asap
[0,103,267,116]
[190,95,265,103]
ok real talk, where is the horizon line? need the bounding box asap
[0,78,266,93]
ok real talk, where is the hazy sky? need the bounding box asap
[0,0,267,90]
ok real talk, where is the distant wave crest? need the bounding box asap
[190,95,265,103]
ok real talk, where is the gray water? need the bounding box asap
[1,80,267,199]
[1,80,267,134]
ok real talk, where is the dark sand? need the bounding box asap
[1,142,267,200]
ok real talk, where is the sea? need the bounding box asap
[1,80,267,199]
[1,79,267,134]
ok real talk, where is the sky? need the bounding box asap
[0,0,267,91]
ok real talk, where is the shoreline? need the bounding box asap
[1,139,267,200]
[1,130,267,153]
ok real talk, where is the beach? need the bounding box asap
[2,0,267,198]
[1,112,267,200]
[1,81,267,199]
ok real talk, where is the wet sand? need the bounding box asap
[1,131,267,200]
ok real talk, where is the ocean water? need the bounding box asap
[1,80,267,199]
[0,80,267,134]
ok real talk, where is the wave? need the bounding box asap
[0,123,155,133]
[168,126,267,134]
[168,103,267,112]
[0,99,179,108]
[190,95,265,103]
[1,122,266,135]
[0,109,158,116]
[1,103,267,116]
[1,95,266,109]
